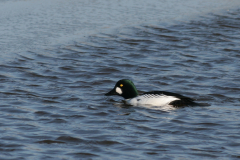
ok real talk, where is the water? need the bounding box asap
[0,0,240,159]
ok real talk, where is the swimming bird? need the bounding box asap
[105,79,199,108]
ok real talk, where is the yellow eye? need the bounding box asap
[120,84,123,87]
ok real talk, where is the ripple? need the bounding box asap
[36,140,65,144]
[56,136,84,143]
[68,152,98,158]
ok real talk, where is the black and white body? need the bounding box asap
[105,79,199,108]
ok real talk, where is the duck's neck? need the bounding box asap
[122,86,139,99]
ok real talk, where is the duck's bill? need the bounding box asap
[105,88,118,96]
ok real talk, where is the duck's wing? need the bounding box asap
[142,91,198,107]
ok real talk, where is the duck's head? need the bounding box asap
[105,79,139,99]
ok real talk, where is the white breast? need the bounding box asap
[126,94,180,107]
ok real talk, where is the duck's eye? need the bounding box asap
[120,84,123,87]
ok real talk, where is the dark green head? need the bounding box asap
[105,79,139,99]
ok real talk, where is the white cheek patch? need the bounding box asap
[116,87,122,95]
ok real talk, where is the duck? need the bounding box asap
[105,79,199,108]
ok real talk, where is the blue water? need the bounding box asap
[0,0,240,159]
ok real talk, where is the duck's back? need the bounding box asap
[126,91,197,107]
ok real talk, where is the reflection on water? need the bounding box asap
[0,0,240,159]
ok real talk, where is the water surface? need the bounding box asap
[0,0,240,159]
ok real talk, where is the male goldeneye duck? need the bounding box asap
[105,79,199,108]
